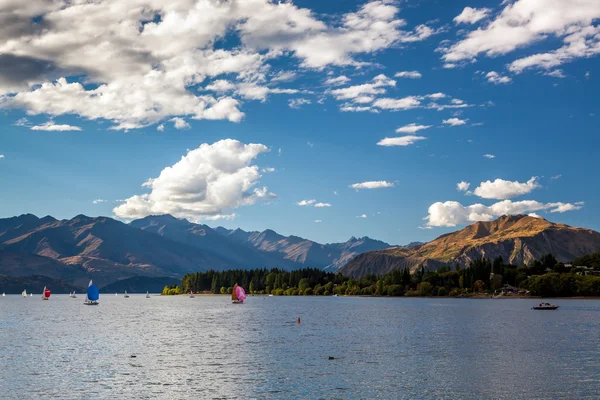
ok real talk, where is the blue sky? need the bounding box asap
[0,0,599,245]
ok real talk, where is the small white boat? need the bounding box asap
[22,289,27,297]
[124,290,129,298]
[268,294,273,297]
[189,291,195,298]
[532,302,559,310]
[333,294,339,297]
[70,291,77,298]
[2,293,5,297]
[146,291,150,298]
[29,293,33,297]
[115,293,118,296]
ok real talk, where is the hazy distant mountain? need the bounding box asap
[340,215,600,278]
[214,226,395,270]
[100,276,180,294]
[0,274,83,294]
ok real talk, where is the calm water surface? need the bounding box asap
[0,295,598,399]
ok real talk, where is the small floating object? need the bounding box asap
[124,290,129,298]
[146,291,150,298]
[532,302,559,310]
[297,317,301,324]
[130,355,136,358]
[189,291,195,298]
[232,284,246,304]
[328,356,335,360]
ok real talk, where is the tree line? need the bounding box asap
[162,251,600,297]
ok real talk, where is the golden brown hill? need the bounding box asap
[340,215,600,277]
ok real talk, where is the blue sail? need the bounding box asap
[87,283,100,301]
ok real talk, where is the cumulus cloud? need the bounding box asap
[483,154,496,159]
[473,177,541,200]
[92,199,107,204]
[377,135,426,147]
[396,123,431,133]
[314,219,322,223]
[425,199,584,227]
[357,214,368,219]
[314,202,331,208]
[395,71,422,79]
[325,75,351,86]
[486,71,512,84]
[529,213,541,218]
[288,98,311,109]
[171,117,190,130]
[261,167,275,173]
[297,199,316,206]
[0,1,436,129]
[350,181,395,190]
[443,118,467,126]
[551,174,562,180]
[113,139,274,221]
[329,74,395,102]
[30,121,82,131]
[442,0,600,74]
[457,181,470,192]
[0,154,4,159]
[454,7,490,25]
[157,124,165,132]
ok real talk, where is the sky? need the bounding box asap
[0,0,599,245]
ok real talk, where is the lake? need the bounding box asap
[0,295,598,399]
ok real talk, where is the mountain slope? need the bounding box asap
[340,215,600,277]
[0,215,235,286]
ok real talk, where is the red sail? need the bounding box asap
[44,289,51,298]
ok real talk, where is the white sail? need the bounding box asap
[22,289,27,297]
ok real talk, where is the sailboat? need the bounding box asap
[70,291,77,298]
[189,291,195,298]
[124,290,129,298]
[146,291,150,298]
[84,279,99,305]
[232,283,247,304]
[29,292,33,297]
[2,293,5,297]
[115,293,118,296]
[22,289,27,297]
[42,286,51,300]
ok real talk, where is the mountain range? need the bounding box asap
[340,214,600,277]
[0,213,395,287]
[1,213,599,288]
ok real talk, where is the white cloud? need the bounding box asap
[314,219,322,223]
[113,139,274,221]
[486,71,512,84]
[425,199,584,227]
[395,71,422,79]
[171,117,190,130]
[307,141,314,148]
[0,155,4,159]
[473,177,541,200]
[372,96,421,110]
[261,167,275,173]
[443,118,467,126]
[271,71,297,82]
[0,1,436,129]
[92,199,107,204]
[30,121,82,131]
[298,199,330,208]
[483,154,496,159]
[529,213,541,218]
[457,181,470,192]
[443,0,600,74]
[551,174,562,180]
[325,76,351,86]
[544,69,566,78]
[157,124,165,132]
[288,98,311,109]
[297,199,316,206]
[350,181,395,190]
[454,7,490,25]
[330,74,395,102]
[357,214,368,219]
[377,135,426,147]
[396,123,431,133]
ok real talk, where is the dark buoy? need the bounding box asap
[328,356,335,360]
[130,355,136,358]
[297,317,301,324]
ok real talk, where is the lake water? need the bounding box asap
[0,295,598,399]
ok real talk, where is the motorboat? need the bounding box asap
[532,302,559,310]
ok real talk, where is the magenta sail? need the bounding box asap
[236,286,247,302]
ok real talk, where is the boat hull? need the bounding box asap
[84,301,99,306]
[532,306,559,310]
[232,300,244,304]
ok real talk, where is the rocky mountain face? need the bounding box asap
[339,215,600,278]
[0,214,394,287]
